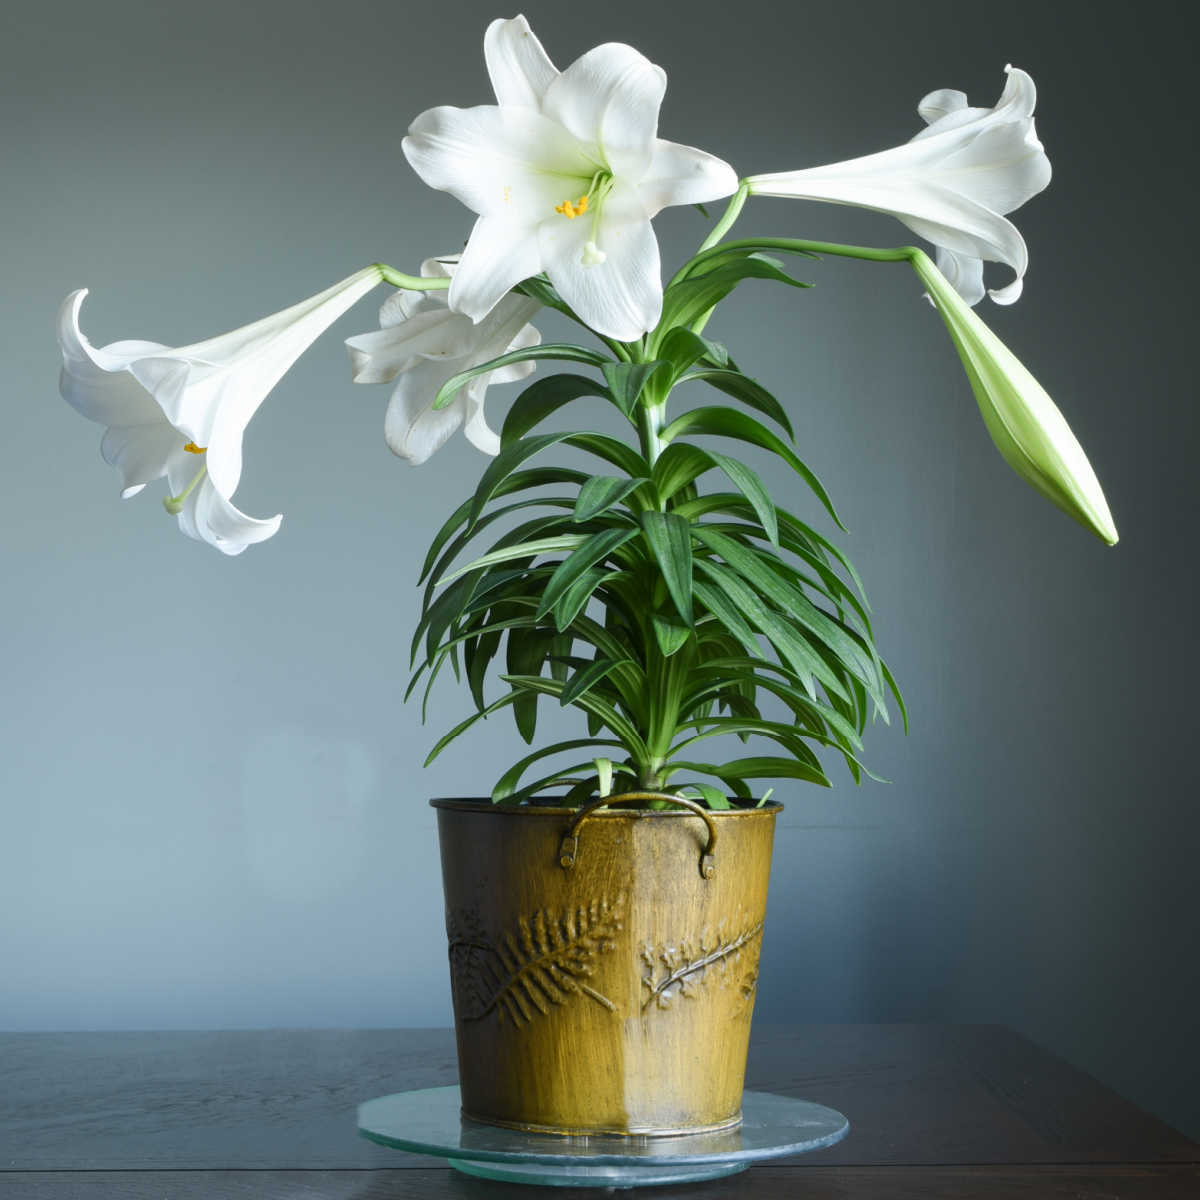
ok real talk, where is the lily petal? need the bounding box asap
[637,138,738,217]
[403,104,593,223]
[100,421,182,497]
[59,268,381,553]
[449,216,543,323]
[485,14,558,109]
[539,179,661,341]
[384,358,468,464]
[541,42,665,177]
[747,66,1051,305]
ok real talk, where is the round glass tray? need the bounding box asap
[358,1085,849,1189]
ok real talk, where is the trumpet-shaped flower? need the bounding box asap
[58,266,382,555]
[747,67,1051,306]
[912,251,1116,544]
[345,256,541,464]
[401,14,737,341]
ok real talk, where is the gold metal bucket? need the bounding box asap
[432,795,781,1136]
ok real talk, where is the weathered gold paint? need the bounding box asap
[432,796,781,1136]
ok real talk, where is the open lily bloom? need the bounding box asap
[345,256,541,464]
[58,267,382,554]
[912,251,1116,543]
[402,14,738,341]
[747,67,1051,306]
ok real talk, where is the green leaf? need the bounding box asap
[501,375,610,446]
[418,468,589,584]
[705,451,778,546]
[437,534,588,586]
[491,738,623,802]
[424,691,520,766]
[536,528,639,620]
[658,254,810,332]
[501,673,647,757]
[680,368,795,440]
[551,566,609,632]
[680,782,732,810]
[602,361,665,415]
[652,613,692,657]
[656,328,729,378]
[694,526,880,694]
[559,657,633,707]
[639,511,694,625]
[652,442,714,502]
[661,406,843,529]
[574,475,650,523]
[667,756,831,788]
[692,580,762,659]
[506,627,556,743]
[433,343,609,411]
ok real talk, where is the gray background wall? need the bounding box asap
[3,0,1197,1139]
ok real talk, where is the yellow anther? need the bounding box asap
[554,194,590,220]
[184,441,207,455]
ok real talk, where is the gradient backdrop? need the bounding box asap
[3,0,1197,1139]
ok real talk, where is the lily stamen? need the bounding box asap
[184,441,207,454]
[163,462,208,515]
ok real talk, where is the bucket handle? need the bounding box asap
[559,792,718,879]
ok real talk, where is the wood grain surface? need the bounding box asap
[1,1025,1196,1197]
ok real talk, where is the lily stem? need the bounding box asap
[375,264,452,292]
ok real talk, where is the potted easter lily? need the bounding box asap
[57,14,1115,1141]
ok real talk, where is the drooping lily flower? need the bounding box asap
[58,266,383,554]
[401,14,737,341]
[747,67,1051,306]
[912,250,1116,544]
[345,256,541,464]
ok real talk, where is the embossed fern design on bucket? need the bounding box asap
[640,919,764,1013]
[447,894,626,1026]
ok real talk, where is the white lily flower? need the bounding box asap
[747,66,1051,306]
[58,266,383,555]
[913,251,1116,544]
[401,14,738,341]
[345,256,540,464]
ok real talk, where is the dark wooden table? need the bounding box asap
[1,1025,1195,1197]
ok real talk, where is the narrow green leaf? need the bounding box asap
[418,468,590,584]
[652,442,715,502]
[668,756,831,788]
[681,782,733,810]
[424,691,520,766]
[656,328,729,378]
[640,511,694,624]
[602,361,665,415]
[706,451,779,546]
[438,534,588,586]
[559,657,633,707]
[680,368,795,440]
[501,673,647,756]
[574,475,650,522]
[491,738,623,802]
[501,375,610,446]
[652,613,692,657]
[536,528,639,620]
[662,406,843,529]
[434,343,609,411]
